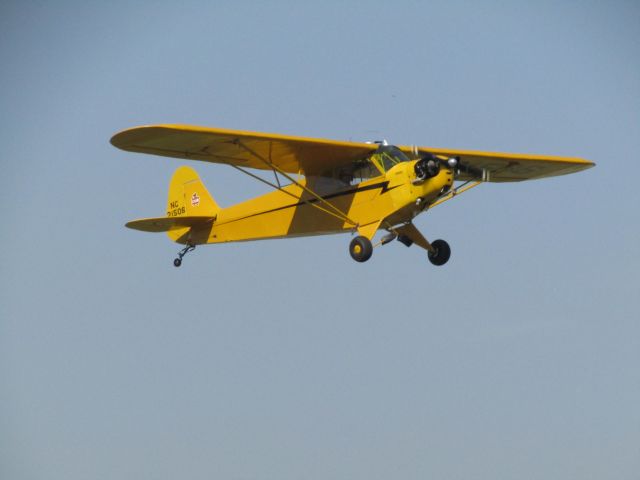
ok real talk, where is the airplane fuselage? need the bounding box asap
[170,160,454,245]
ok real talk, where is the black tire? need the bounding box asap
[173,258,182,267]
[349,236,373,262]
[428,239,451,266]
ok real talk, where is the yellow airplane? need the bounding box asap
[111,124,594,267]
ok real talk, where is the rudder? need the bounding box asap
[166,166,220,243]
[167,166,220,218]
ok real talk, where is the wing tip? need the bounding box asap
[110,125,156,150]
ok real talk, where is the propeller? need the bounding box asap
[414,153,483,180]
[414,153,441,180]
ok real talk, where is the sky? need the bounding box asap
[1,1,639,479]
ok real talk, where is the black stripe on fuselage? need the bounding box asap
[222,180,400,224]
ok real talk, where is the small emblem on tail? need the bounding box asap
[191,192,200,207]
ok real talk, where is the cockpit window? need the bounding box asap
[325,144,412,185]
[351,159,381,183]
[370,145,411,173]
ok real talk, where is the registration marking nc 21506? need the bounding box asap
[167,200,185,217]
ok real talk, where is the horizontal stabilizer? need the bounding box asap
[125,216,216,233]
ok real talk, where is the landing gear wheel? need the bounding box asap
[428,239,451,266]
[349,236,373,263]
[173,243,195,268]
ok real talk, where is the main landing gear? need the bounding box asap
[347,229,451,266]
[173,243,195,267]
[349,236,373,262]
[426,239,451,266]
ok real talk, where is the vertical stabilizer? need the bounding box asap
[166,166,220,242]
[167,166,219,217]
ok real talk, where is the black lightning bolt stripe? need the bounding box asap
[222,181,400,224]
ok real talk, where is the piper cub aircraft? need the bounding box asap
[111,125,594,267]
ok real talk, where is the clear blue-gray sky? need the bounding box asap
[1,1,639,479]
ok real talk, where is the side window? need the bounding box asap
[322,145,411,186]
[352,159,383,183]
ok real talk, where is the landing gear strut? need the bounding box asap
[173,243,195,267]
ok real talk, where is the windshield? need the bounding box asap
[327,144,412,185]
[370,145,411,173]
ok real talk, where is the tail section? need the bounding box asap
[167,165,220,217]
[164,166,220,242]
[126,166,220,244]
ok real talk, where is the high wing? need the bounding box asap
[111,124,594,182]
[407,147,594,182]
[110,124,377,177]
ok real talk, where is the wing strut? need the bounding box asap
[429,180,482,209]
[223,162,356,226]
[234,140,358,226]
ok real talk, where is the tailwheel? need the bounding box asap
[173,243,196,267]
[349,236,373,263]
[427,239,451,266]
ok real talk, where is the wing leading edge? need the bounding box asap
[411,147,594,182]
[111,124,377,177]
[111,124,594,182]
